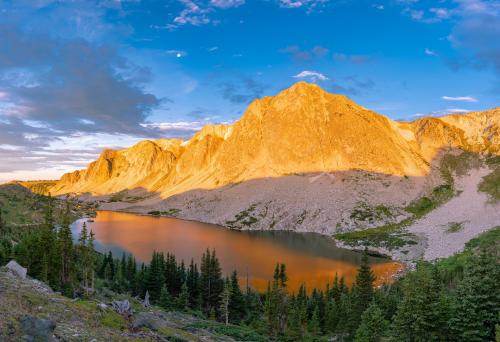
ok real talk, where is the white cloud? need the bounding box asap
[425,48,437,56]
[166,50,188,58]
[141,121,205,132]
[210,0,245,8]
[373,4,384,10]
[442,95,478,102]
[430,7,451,19]
[208,46,219,52]
[279,0,329,11]
[293,70,328,81]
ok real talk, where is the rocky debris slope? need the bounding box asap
[408,166,500,260]
[0,267,266,341]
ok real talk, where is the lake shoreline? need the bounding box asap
[74,210,404,292]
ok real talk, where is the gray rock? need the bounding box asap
[97,303,108,311]
[131,312,163,331]
[20,315,56,342]
[111,299,131,315]
[6,260,27,279]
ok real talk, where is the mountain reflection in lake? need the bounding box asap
[72,211,401,293]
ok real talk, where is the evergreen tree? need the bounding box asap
[200,249,224,316]
[87,229,96,290]
[78,223,90,293]
[58,202,74,295]
[186,259,201,309]
[145,251,166,301]
[391,262,450,341]
[450,250,500,342]
[228,271,246,323]
[351,249,376,331]
[308,305,321,336]
[159,285,172,310]
[265,263,288,337]
[176,282,190,311]
[354,302,388,342]
[39,195,55,283]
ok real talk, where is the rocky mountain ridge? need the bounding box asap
[50,82,500,198]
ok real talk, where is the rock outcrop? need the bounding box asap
[49,82,500,199]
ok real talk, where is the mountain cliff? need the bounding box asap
[45,82,500,261]
[50,82,499,198]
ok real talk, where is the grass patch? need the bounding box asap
[147,209,181,217]
[437,227,500,284]
[188,321,268,342]
[479,167,500,200]
[335,219,417,250]
[100,311,128,330]
[446,222,464,233]
[349,202,393,223]
[225,204,258,228]
[157,326,195,341]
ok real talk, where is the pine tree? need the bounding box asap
[265,263,288,337]
[391,262,450,341]
[58,202,74,295]
[39,196,55,283]
[308,305,321,336]
[186,259,201,309]
[350,249,376,334]
[87,229,96,290]
[200,249,223,316]
[145,251,166,302]
[354,302,388,342]
[0,209,4,234]
[176,282,190,311]
[78,223,90,293]
[449,250,500,342]
[228,270,246,323]
[159,285,172,310]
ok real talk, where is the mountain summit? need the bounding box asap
[50,82,499,197]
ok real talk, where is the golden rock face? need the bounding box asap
[50,82,500,197]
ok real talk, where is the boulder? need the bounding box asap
[6,260,27,279]
[20,315,55,342]
[97,303,108,311]
[131,312,163,331]
[111,299,131,315]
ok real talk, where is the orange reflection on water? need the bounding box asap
[74,211,402,293]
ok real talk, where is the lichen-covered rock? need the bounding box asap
[20,315,55,342]
[6,260,27,279]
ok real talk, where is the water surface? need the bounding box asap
[72,211,401,292]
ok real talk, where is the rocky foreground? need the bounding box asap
[0,264,266,342]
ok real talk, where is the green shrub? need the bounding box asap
[479,167,500,200]
[100,311,127,330]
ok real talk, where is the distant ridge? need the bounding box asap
[49,82,500,197]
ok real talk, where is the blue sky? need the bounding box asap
[0,0,499,181]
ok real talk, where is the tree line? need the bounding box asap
[0,197,499,341]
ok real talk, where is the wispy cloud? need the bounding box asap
[219,76,269,104]
[425,48,437,56]
[279,0,329,11]
[280,45,329,61]
[442,95,478,102]
[293,70,328,82]
[333,52,371,64]
[166,50,188,58]
[210,0,245,8]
